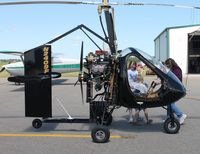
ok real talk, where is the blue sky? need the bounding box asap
[0,0,200,59]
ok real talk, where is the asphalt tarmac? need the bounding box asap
[0,76,200,154]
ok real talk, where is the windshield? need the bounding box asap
[136,48,170,74]
[135,48,183,85]
[121,48,170,74]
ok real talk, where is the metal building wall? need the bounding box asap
[155,25,200,74]
[154,30,168,62]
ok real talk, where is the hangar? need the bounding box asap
[154,24,200,74]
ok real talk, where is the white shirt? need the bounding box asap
[128,69,147,94]
[128,69,138,83]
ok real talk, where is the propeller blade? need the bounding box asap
[80,41,84,104]
[0,67,5,73]
[80,41,84,72]
[80,81,84,104]
[74,41,84,87]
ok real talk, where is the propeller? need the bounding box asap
[80,41,84,104]
[74,41,84,104]
[0,67,5,73]
[0,1,200,10]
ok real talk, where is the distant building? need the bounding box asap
[154,24,200,74]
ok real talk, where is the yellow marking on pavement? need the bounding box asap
[0,133,123,139]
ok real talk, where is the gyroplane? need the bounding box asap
[1,0,198,143]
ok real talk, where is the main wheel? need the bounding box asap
[163,118,180,134]
[32,119,42,129]
[91,126,110,143]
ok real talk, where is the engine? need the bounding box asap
[84,50,112,92]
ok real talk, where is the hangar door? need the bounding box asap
[188,31,200,74]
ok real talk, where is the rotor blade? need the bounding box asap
[80,81,84,104]
[0,1,199,10]
[109,2,200,10]
[0,1,101,6]
[80,41,84,72]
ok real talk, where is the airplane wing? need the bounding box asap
[0,50,24,75]
[0,50,24,62]
[0,50,24,56]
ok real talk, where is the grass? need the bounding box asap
[61,72,79,77]
[0,61,8,66]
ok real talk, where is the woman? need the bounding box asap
[165,58,187,124]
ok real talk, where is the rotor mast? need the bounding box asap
[99,0,117,54]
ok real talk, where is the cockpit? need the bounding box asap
[118,47,186,108]
[125,50,162,102]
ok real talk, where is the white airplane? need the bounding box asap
[0,50,80,77]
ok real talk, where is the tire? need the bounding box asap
[163,118,180,134]
[91,126,110,143]
[32,119,42,129]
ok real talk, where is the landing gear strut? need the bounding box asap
[90,101,114,143]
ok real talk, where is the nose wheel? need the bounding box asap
[91,126,110,143]
[163,118,180,134]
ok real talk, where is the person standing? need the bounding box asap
[127,61,152,124]
[165,58,187,124]
[132,66,152,124]
[127,61,138,123]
